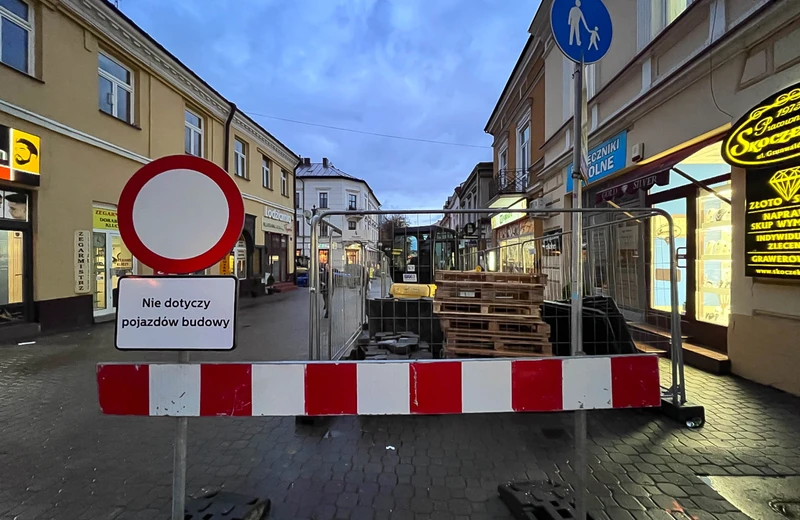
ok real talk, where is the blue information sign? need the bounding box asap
[566,130,627,193]
[551,0,613,64]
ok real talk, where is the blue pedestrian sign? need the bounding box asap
[551,0,613,64]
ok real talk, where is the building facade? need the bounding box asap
[296,158,381,269]
[0,0,298,339]
[522,0,800,393]
[484,35,549,273]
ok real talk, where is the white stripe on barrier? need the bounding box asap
[462,360,512,413]
[252,364,305,416]
[357,362,410,415]
[562,357,612,410]
[150,364,200,416]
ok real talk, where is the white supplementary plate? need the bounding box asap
[115,276,237,351]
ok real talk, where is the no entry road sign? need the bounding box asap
[117,155,245,274]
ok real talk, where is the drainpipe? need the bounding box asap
[223,102,237,172]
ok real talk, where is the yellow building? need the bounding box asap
[0,0,298,338]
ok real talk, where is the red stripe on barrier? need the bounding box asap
[97,364,149,415]
[200,364,253,416]
[511,359,563,412]
[410,361,462,414]
[305,363,357,415]
[611,355,662,408]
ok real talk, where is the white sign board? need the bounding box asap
[74,230,91,294]
[403,273,417,283]
[115,276,237,351]
[407,264,416,272]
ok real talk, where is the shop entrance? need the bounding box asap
[92,231,135,317]
[266,232,287,283]
[647,174,731,350]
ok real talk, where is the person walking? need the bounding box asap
[320,263,329,319]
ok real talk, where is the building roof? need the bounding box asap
[297,159,381,206]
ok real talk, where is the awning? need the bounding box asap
[593,133,723,203]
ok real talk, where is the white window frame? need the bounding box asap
[0,0,34,74]
[318,191,329,209]
[234,138,247,178]
[280,169,288,197]
[498,144,508,171]
[261,155,271,189]
[184,109,203,157]
[98,51,134,123]
[517,118,531,176]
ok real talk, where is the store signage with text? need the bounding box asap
[0,124,41,187]
[567,130,627,192]
[491,200,527,229]
[723,81,800,169]
[262,207,292,235]
[744,167,800,279]
[93,207,118,230]
[74,230,91,294]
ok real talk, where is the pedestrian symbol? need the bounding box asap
[551,0,613,64]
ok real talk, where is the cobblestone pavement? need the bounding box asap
[0,288,799,519]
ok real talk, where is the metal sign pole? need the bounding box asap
[570,59,587,520]
[171,350,189,520]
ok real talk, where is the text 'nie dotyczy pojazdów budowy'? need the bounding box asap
[119,297,231,329]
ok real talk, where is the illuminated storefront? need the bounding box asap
[91,205,135,319]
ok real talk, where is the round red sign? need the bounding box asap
[117,155,245,274]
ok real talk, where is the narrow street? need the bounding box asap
[0,289,799,519]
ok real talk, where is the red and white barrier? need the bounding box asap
[97,355,660,417]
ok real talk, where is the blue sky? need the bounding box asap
[119,0,536,210]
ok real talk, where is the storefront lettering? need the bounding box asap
[74,230,91,294]
[93,208,118,230]
[567,130,627,192]
[723,82,800,168]
[745,167,800,278]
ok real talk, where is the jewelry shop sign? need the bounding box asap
[744,167,800,279]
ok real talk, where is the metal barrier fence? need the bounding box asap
[307,207,685,408]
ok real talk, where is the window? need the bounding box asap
[184,110,203,157]
[234,138,247,178]
[281,169,288,197]
[499,147,508,171]
[295,191,301,209]
[98,52,133,123]
[319,192,328,209]
[638,0,692,49]
[295,220,299,235]
[261,156,271,188]
[518,122,530,186]
[0,0,32,74]
[320,223,329,237]
[348,193,357,210]
[348,221,357,231]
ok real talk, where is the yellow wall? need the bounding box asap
[0,1,297,310]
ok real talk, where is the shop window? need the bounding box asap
[696,180,731,326]
[281,169,288,197]
[348,221,356,231]
[262,156,271,189]
[184,109,203,157]
[319,192,328,209]
[0,0,32,74]
[233,239,247,279]
[0,231,23,306]
[98,52,133,123]
[252,247,262,276]
[234,139,247,178]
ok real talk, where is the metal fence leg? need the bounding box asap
[171,350,190,520]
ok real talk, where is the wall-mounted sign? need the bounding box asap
[596,170,670,203]
[723,82,800,169]
[93,207,118,230]
[745,166,800,279]
[264,207,293,223]
[567,130,627,192]
[0,125,41,187]
[402,273,417,283]
[491,200,527,229]
[74,230,91,294]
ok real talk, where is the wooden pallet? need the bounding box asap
[434,300,540,317]
[443,345,553,359]
[439,317,550,336]
[434,284,544,303]
[445,335,552,353]
[435,270,547,285]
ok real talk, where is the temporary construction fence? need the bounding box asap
[305,208,685,409]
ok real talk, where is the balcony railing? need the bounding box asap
[489,169,528,199]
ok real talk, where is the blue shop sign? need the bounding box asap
[567,130,627,193]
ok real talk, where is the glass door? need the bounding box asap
[93,232,107,314]
[650,198,687,315]
[696,181,732,326]
[94,232,135,316]
[0,230,26,323]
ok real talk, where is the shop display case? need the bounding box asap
[696,182,732,326]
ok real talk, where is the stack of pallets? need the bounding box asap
[434,271,551,358]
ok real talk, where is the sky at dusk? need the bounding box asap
[118,0,537,210]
